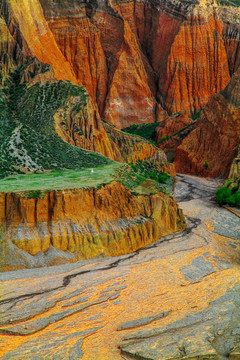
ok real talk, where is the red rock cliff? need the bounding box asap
[1,0,240,175]
[174,68,240,177]
[2,0,239,127]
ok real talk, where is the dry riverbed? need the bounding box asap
[0,175,240,359]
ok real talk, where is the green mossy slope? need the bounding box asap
[0,66,110,178]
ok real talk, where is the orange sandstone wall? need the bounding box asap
[160,16,230,115]
[1,0,240,176]
[3,0,239,129]
[0,182,185,258]
[7,0,77,84]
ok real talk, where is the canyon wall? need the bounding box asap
[174,67,240,177]
[0,0,240,176]
[0,182,185,258]
[1,0,240,176]
[2,0,240,127]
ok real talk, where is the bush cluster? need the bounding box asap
[216,179,240,208]
[130,159,170,184]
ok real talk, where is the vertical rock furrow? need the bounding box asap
[0,182,185,258]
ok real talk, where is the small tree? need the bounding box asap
[204,160,209,170]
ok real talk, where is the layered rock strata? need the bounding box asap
[2,0,239,127]
[1,0,239,175]
[0,181,185,258]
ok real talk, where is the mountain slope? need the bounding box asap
[2,0,240,123]
[1,0,239,174]
[174,67,240,177]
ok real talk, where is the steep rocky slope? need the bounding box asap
[0,170,185,264]
[38,0,239,118]
[174,67,240,177]
[0,53,170,177]
[1,0,239,173]
[2,0,240,124]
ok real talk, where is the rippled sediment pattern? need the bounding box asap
[0,175,240,359]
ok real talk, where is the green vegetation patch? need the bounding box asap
[0,163,122,193]
[0,65,109,179]
[160,135,168,143]
[122,122,159,142]
[128,159,173,193]
[192,109,202,120]
[216,178,240,208]
[217,0,240,6]
[204,160,209,170]
[0,162,171,196]
[22,190,47,199]
[113,164,169,195]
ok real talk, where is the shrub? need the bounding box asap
[204,160,209,169]
[23,190,46,199]
[216,187,233,205]
[149,172,158,181]
[232,191,240,207]
[192,109,202,120]
[158,173,169,183]
[131,164,138,172]
[122,123,159,140]
[225,195,236,206]
[160,135,167,143]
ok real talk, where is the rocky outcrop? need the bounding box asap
[3,0,77,84]
[2,0,239,127]
[54,92,118,159]
[0,15,23,82]
[0,181,185,258]
[103,21,165,128]
[1,0,240,175]
[54,91,173,164]
[102,122,176,175]
[229,145,240,180]
[229,157,240,181]
[155,113,195,161]
[174,68,240,177]
[160,14,230,114]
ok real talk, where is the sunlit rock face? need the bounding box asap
[0,181,185,259]
[2,0,240,123]
[1,175,240,359]
[1,0,239,169]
